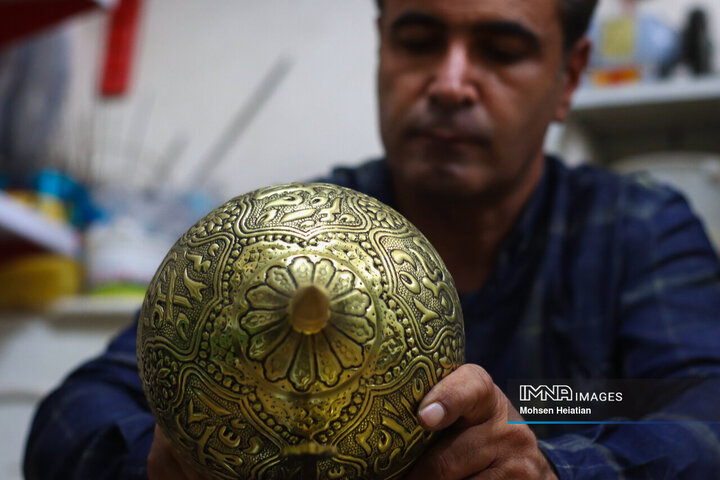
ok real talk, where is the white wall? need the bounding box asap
[55,0,720,196]
[54,0,720,198]
[59,0,382,198]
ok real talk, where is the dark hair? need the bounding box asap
[374,0,598,51]
[560,0,599,50]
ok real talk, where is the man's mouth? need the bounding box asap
[420,129,477,143]
[411,127,490,147]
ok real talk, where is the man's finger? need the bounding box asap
[417,364,502,430]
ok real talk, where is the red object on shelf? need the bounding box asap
[0,0,101,47]
[99,0,142,97]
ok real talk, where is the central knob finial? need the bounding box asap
[288,285,330,335]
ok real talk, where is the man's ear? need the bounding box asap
[376,13,385,37]
[554,36,591,122]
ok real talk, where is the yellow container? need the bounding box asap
[0,254,82,309]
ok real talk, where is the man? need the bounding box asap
[25,0,720,478]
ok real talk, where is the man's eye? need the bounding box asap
[393,31,443,54]
[482,46,525,64]
[478,40,532,64]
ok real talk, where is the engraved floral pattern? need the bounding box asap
[241,256,374,391]
[138,183,466,479]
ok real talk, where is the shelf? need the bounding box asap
[565,76,720,163]
[0,191,80,257]
[47,294,142,323]
[573,76,720,111]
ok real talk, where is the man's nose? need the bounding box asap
[428,41,478,109]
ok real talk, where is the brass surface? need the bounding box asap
[137,183,465,479]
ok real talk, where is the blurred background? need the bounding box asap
[1,0,719,478]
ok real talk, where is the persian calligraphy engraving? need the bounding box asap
[138,183,465,479]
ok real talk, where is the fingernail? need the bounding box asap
[419,402,445,428]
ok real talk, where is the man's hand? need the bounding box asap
[147,424,211,480]
[404,364,558,480]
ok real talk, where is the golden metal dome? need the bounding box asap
[137,183,465,479]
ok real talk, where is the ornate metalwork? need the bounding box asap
[138,183,465,479]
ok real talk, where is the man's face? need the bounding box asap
[377,0,586,199]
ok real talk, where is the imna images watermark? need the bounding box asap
[507,379,716,424]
